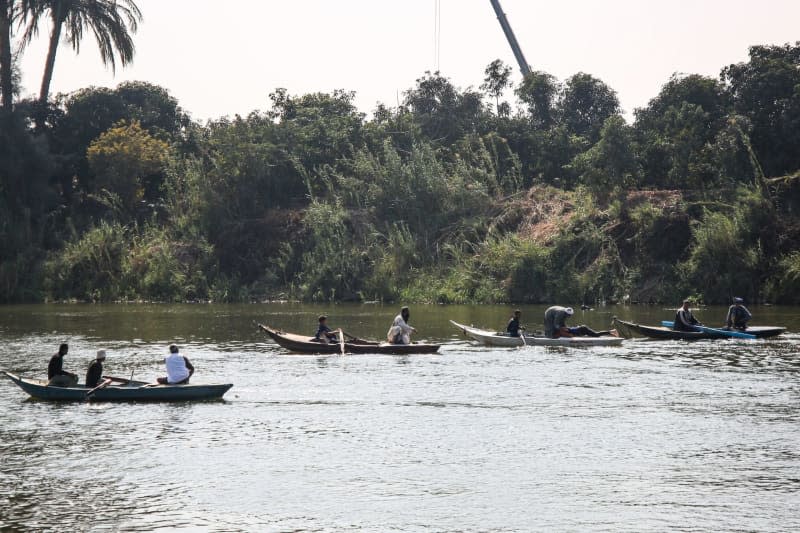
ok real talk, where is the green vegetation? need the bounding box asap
[2,3,800,304]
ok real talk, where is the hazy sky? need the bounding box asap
[15,0,800,122]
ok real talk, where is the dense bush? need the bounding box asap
[5,43,800,304]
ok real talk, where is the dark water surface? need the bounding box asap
[1,303,798,532]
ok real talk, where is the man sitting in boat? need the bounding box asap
[507,309,524,337]
[85,350,106,388]
[156,345,195,385]
[673,300,702,331]
[48,343,78,387]
[387,306,416,344]
[313,315,339,344]
[725,297,752,330]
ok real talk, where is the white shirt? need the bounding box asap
[392,314,414,334]
[165,353,190,384]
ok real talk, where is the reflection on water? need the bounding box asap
[0,303,799,531]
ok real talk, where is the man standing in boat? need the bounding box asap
[725,297,752,330]
[85,350,106,388]
[157,345,195,385]
[48,343,78,387]
[674,300,702,331]
[507,309,524,337]
[388,306,416,344]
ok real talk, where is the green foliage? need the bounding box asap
[681,209,760,302]
[4,42,800,304]
[86,120,171,211]
[43,221,128,301]
[559,73,620,143]
[570,115,637,199]
[765,251,800,304]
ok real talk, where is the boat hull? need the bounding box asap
[659,321,785,339]
[4,372,232,402]
[450,320,624,347]
[614,319,785,340]
[259,325,440,354]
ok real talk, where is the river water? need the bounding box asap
[0,303,798,532]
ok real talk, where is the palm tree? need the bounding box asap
[24,0,142,104]
[0,0,14,111]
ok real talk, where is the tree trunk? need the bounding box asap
[39,8,65,104]
[0,0,13,112]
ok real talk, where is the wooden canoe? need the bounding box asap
[258,324,440,355]
[660,320,785,339]
[614,318,785,340]
[450,320,624,347]
[4,372,232,402]
[613,318,714,340]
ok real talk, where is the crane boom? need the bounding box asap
[489,0,531,76]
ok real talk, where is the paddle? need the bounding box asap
[338,328,346,355]
[519,326,526,347]
[85,378,113,398]
[660,320,756,340]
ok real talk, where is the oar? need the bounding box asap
[85,378,113,398]
[660,321,756,339]
[338,328,346,356]
[519,326,526,348]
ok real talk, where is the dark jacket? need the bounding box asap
[85,360,103,388]
[507,317,521,337]
[674,308,699,331]
[48,354,68,379]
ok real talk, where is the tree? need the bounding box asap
[559,72,620,142]
[404,71,486,142]
[634,74,731,188]
[570,115,638,197]
[480,59,512,115]
[86,120,170,212]
[722,43,800,177]
[0,0,13,111]
[24,0,142,104]
[516,70,560,128]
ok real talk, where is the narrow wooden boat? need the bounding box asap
[3,372,232,402]
[660,320,785,339]
[613,318,713,340]
[258,324,440,355]
[613,318,785,340]
[450,320,624,347]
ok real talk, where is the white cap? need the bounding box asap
[565,307,574,316]
[96,350,107,360]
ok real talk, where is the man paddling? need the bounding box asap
[673,300,702,332]
[507,309,524,337]
[48,343,78,387]
[388,306,416,344]
[314,315,339,344]
[725,297,752,330]
[157,345,195,385]
[85,350,106,388]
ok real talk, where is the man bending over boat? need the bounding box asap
[387,306,416,344]
[314,315,339,344]
[725,297,752,330]
[157,345,195,385]
[544,306,573,338]
[507,310,524,337]
[673,300,702,331]
[85,350,106,388]
[48,343,78,387]
[544,306,611,338]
